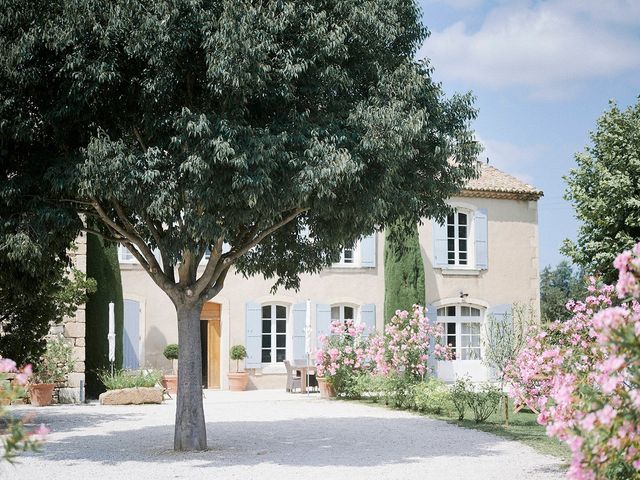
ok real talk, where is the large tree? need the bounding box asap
[540,261,584,324]
[1,0,480,450]
[563,99,640,284]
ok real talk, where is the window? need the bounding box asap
[447,212,468,266]
[331,305,355,323]
[436,305,482,360]
[261,304,287,364]
[118,244,136,263]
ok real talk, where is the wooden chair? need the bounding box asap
[284,361,302,393]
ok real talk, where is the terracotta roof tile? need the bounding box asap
[460,163,543,200]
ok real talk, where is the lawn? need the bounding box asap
[354,397,571,463]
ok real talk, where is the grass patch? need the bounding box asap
[98,369,162,390]
[353,397,570,463]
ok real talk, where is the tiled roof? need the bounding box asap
[459,163,543,200]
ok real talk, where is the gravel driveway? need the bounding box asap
[2,390,564,480]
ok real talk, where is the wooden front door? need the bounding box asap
[200,302,221,389]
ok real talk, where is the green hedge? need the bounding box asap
[85,234,124,398]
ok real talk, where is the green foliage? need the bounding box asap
[563,99,640,284]
[451,376,473,421]
[540,261,585,324]
[0,267,95,366]
[33,339,75,384]
[384,222,425,322]
[467,383,502,424]
[163,344,179,360]
[351,374,387,402]
[229,344,247,372]
[85,235,124,398]
[98,370,162,390]
[412,378,453,415]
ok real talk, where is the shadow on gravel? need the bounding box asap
[33,415,520,468]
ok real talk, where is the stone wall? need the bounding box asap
[50,234,87,403]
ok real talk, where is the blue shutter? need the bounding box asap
[425,304,438,325]
[475,208,488,270]
[360,304,376,337]
[487,304,512,323]
[292,303,306,361]
[245,301,262,368]
[433,219,448,267]
[316,304,331,344]
[425,304,439,369]
[360,233,376,267]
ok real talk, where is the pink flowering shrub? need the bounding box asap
[369,305,452,380]
[0,359,48,461]
[315,319,368,396]
[507,246,640,480]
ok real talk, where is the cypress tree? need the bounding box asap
[384,222,426,322]
[85,234,124,398]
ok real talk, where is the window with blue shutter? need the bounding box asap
[360,304,376,337]
[316,304,331,343]
[245,301,262,368]
[433,220,448,267]
[292,303,306,361]
[474,208,488,270]
[360,234,376,267]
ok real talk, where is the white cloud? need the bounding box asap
[423,0,484,10]
[419,0,640,97]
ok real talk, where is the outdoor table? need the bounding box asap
[291,363,317,394]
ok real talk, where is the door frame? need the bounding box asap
[123,296,146,368]
[201,302,222,389]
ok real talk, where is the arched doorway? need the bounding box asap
[200,302,221,389]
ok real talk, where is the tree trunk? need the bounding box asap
[174,299,207,451]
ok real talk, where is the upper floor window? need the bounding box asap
[447,212,469,266]
[437,305,482,360]
[118,244,136,263]
[261,304,287,364]
[340,247,355,265]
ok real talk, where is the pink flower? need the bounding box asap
[30,424,50,442]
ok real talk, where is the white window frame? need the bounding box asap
[446,209,474,268]
[330,304,358,324]
[260,303,288,366]
[118,244,137,263]
[333,242,361,268]
[436,304,484,361]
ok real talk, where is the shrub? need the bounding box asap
[163,344,179,360]
[32,338,75,384]
[99,369,161,390]
[229,345,247,373]
[467,383,501,424]
[451,376,472,421]
[352,374,387,402]
[315,320,369,397]
[412,378,453,415]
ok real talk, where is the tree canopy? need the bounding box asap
[540,261,584,324]
[1,0,481,450]
[563,98,640,284]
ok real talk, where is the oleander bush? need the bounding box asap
[99,369,162,390]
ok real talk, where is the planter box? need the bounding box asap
[99,387,163,405]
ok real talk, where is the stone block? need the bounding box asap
[74,361,85,373]
[67,372,84,388]
[72,346,85,362]
[99,388,164,405]
[75,338,86,347]
[64,322,85,339]
[58,387,81,404]
[75,309,86,324]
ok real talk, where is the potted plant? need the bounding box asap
[161,344,178,393]
[30,338,74,406]
[227,345,249,391]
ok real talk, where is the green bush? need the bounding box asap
[451,376,473,421]
[380,372,416,409]
[412,378,454,415]
[33,338,75,384]
[352,374,387,401]
[98,369,162,390]
[163,344,179,360]
[467,382,502,424]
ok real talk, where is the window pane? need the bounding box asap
[448,239,455,251]
[262,320,271,334]
[447,335,456,347]
[437,308,445,316]
[447,225,455,237]
[262,305,271,319]
[261,350,271,363]
[331,306,340,320]
[459,257,468,265]
[343,249,354,263]
[471,336,480,347]
[461,306,470,317]
[262,335,271,348]
[344,306,354,320]
[276,305,287,318]
[447,213,455,224]
[447,323,456,335]
[458,212,467,225]
[276,319,286,333]
[276,335,286,348]
[470,308,480,316]
[448,258,455,265]
[458,226,467,238]
[461,336,471,347]
[470,323,480,334]
[459,239,467,252]
[276,349,286,362]
[461,323,471,334]
[446,306,456,316]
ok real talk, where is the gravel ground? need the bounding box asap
[2,390,564,480]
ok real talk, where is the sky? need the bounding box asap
[416,0,640,269]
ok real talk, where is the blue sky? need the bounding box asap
[416,0,640,269]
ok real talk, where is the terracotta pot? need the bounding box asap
[30,383,55,406]
[227,372,249,391]
[317,377,336,399]
[161,374,178,394]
